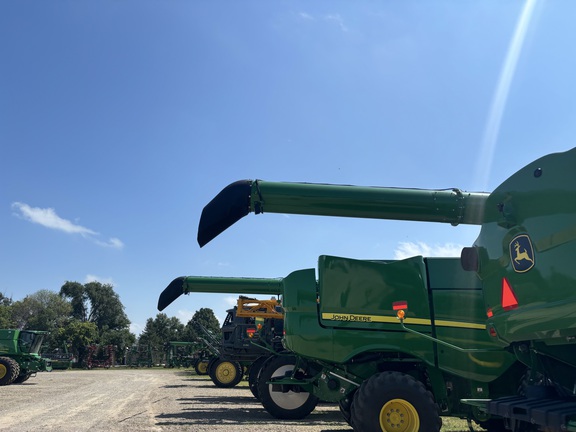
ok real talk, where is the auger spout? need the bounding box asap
[158,275,283,311]
[197,180,489,247]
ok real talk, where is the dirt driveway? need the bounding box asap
[0,368,352,432]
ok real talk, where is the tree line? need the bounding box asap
[0,281,220,367]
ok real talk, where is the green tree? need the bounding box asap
[138,313,185,365]
[10,290,72,348]
[182,307,221,341]
[53,320,98,365]
[60,281,134,365]
[60,281,130,331]
[0,292,14,328]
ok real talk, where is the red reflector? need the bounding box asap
[487,308,493,318]
[502,278,519,311]
[393,301,408,311]
[489,326,497,337]
[246,328,256,334]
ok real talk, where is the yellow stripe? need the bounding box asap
[321,313,485,330]
[435,320,486,330]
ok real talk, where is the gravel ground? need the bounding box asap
[0,368,480,432]
[0,368,353,432]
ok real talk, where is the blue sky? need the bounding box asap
[2,1,575,335]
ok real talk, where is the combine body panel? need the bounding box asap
[0,329,52,385]
[163,147,576,431]
[471,149,576,347]
[159,257,519,424]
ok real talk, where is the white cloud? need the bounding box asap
[85,274,115,286]
[11,202,124,249]
[224,296,238,307]
[94,237,125,249]
[177,309,194,324]
[299,12,313,20]
[393,242,463,260]
[324,14,348,32]
[12,202,96,235]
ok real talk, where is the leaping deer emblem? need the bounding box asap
[513,241,534,265]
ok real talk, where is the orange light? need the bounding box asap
[502,278,519,311]
[486,308,493,318]
[396,310,405,320]
[393,301,408,311]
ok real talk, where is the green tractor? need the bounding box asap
[161,147,576,431]
[0,329,53,385]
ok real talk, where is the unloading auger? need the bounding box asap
[197,179,488,247]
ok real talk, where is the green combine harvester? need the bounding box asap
[0,329,53,385]
[160,148,576,431]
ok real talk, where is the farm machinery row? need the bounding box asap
[187,296,285,393]
[159,148,576,431]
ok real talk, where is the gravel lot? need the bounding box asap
[0,368,353,432]
[0,368,480,432]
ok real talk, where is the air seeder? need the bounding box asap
[161,148,576,431]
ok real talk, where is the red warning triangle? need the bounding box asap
[502,278,518,311]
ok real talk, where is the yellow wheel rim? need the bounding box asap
[0,363,6,379]
[380,398,420,432]
[197,361,208,374]
[215,362,237,384]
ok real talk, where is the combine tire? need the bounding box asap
[194,360,209,375]
[257,355,318,420]
[248,355,272,401]
[13,373,32,384]
[351,371,441,432]
[209,359,243,388]
[339,392,355,427]
[0,357,20,386]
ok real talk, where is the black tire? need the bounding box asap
[339,392,355,427]
[194,360,209,375]
[351,371,441,432]
[0,357,20,386]
[209,359,243,388]
[206,357,218,376]
[13,373,32,384]
[248,356,272,401]
[257,355,319,420]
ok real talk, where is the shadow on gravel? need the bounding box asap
[178,395,257,405]
[156,408,349,427]
[155,395,352,431]
[180,377,209,381]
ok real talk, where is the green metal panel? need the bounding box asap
[316,255,435,365]
[281,268,336,362]
[426,258,516,382]
[474,148,576,348]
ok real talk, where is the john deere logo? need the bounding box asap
[510,234,535,273]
